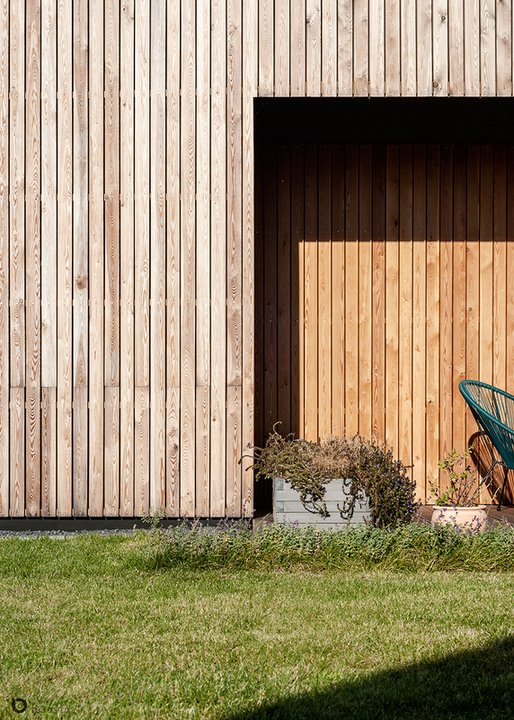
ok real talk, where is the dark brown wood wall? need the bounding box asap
[255,144,514,503]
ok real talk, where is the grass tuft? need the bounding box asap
[130,520,514,573]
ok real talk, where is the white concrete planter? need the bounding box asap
[430,505,488,532]
[273,477,370,529]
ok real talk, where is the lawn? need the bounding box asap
[0,533,513,719]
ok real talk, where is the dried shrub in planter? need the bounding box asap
[248,427,419,528]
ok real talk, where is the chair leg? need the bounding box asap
[497,465,508,511]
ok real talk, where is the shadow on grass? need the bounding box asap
[224,635,514,720]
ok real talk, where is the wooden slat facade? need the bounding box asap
[1,1,514,518]
[255,144,514,503]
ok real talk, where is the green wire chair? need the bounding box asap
[459,380,514,510]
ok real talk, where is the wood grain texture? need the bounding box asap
[0,0,8,515]
[57,0,73,516]
[150,0,166,512]
[3,2,514,519]
[120,0,135,516]
[180,0,196,516]
[87,0,102,516]
[254,143,512,501]
[102,0,120,512]
[195,0,210,517]
[25,0,41,516]
[9,0,25,516]
[166,0,180,516]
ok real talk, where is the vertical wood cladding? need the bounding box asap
[1,1,514,516]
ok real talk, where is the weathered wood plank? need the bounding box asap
[358,145,372,437]
[57,0,73,516]
[9,0,25,516]
[105,0,120,387]
[134,0,150,512]
[452,145,467,456]
[480,146,494,384]
[195,0,210,518]
[275,0,289,95]
[134,386,149,515]
[104,386,120,515]
[306,0,321,96]
[417,1,432,96]
[180,0,196,516]
[166,0,180,516]
[9,0,24,389]
[480,0,496,95]
[73,0,88,517]
[304,146,318,440]
[398,145,413,473]
[493,146,507,389]
[10,388,24,516]
[259,0,273,95]
[88,0,104,516]
[317,146,331,437]
[385,0,400,96]
[337,0,353,96]
[412,145,426,499]
[322,0,337,96]
[0,0,8,515]
[277,147,291,434]
[25,0,41,516]
[291,147,305,437]
[425,145,441,494]
[135,0,150,389]
[439,145,453,467]
[242,0,257,516]
[290,0,305,96]
[345,145,359,437]
[150,0,166,512]
[385,145,399,454]
[211,0,227,517]
[353,0,368,96]
[448,0,464,95]
[41,387,56,517]
[400,0,416,95]
[103,0,122,516]
[41,0,57,389]
[496,0,512,96]
[372,144,385,441]
[263,148,278,438]
[432,1,449,96]
[120,0,135,516]
[464,0,480,96]
[369,0,385,96]
[331,145,345,436]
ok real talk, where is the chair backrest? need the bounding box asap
[459,380,514,470]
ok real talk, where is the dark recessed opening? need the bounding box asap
[255,97,514,146]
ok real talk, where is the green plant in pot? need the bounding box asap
[430,448,488,532]
[249,426,419,529]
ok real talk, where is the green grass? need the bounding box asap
[0,533,513,719]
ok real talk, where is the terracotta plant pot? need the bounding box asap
[431,505,488,532]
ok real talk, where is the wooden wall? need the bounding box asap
[255,143,514,503]
[1,1,514,517]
